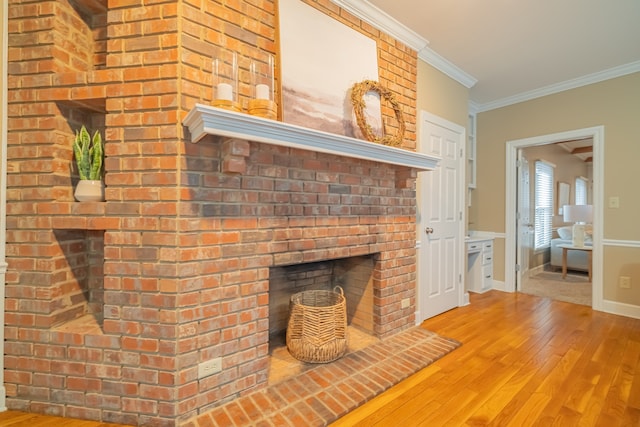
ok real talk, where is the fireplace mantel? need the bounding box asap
[183,104,440,171]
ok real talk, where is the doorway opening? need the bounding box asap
[504,126,604,311]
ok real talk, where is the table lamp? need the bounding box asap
[563,204,593,247]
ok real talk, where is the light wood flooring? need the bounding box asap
[0,410,131,426]
[332,290,640,426]
[2,290,639,426]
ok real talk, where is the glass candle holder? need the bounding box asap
[248,54,277,120]
[212,48,241,112]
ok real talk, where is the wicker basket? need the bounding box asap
[286,286,347,363]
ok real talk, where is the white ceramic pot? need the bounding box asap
[74,180,105,202]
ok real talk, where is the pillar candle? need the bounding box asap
[216,83,233,101]
[255,84,270,100]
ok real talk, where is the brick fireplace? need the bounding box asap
[179,102,439,352]
[4,0,432,425]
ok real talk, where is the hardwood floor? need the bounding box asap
[331,290,640,426]
[2,291,639,426]
[0,411,132,426]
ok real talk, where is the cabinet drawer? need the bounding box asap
[482,264,493,281]
[482,251,493,265]
[483,241,493,251]
[467,242,482,252]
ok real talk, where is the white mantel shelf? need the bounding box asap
[183,104,440,171]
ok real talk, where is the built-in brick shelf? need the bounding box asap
[43,202,111,230]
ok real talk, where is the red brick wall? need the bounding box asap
[5,0,419,425]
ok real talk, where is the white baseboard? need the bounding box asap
[490,280,507,292]
[528,264,546,277]
[602,299,640,320]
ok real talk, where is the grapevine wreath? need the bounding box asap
[350,80,405,147]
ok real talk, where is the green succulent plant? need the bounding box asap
[72,126,103,181]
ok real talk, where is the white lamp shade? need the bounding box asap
[563,204,593,247]
[563,204,593,223]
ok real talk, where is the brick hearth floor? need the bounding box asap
[183,327,461,427]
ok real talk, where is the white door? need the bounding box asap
[516,150,532,290]
[417,112,464,322]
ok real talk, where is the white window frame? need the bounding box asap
[534,160,555,250]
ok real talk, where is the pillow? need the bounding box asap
[557,226,572,240]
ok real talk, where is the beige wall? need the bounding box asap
[416,60,469,129]
[474,72,640,306]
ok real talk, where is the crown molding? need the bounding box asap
[330,1,477,90]
[418,47,478,89]
[477,60,640,112]
[329,0,428,52]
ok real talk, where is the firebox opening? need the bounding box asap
[267,254,380,384]
[268,254,377,349]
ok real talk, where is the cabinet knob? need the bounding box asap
[425,227,434,234]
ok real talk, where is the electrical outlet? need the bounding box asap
[619,276,631,289]
[401,298,410,309]
[609,196,620,209]
[198,357,222,379]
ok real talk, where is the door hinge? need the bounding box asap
[515,264,521,272]
[459,273,462,283]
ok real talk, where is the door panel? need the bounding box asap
[417,114,463,322]
[516,150,532,289]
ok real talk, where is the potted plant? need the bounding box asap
[72,125,104,202]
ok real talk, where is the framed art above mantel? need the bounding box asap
[277,0,382,139]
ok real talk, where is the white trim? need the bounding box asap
[328,0,428,52]
[490,280,506,292]
[328,0,477,90]
[603,239,640,248]
[418,47,477,89]
[536,159,556,169]
[468,101,480,115]
[505,126,604,314]
[478,61,640,112]
[183,104,440,171]
[602,300,640,320]
[1,0,9,410]
[469,231,506,240]
[417,110,467,317]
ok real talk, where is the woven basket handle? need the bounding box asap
[334,286,344,296]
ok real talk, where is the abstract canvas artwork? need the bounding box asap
[278,0,381,139]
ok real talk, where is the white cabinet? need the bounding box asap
[466,238,493,293]
[467,114,477,189]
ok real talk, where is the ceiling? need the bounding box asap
[363,0,640,111]
[556,138,593,163]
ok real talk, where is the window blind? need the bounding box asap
[575,176,588,205]
[534,160,554,249]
